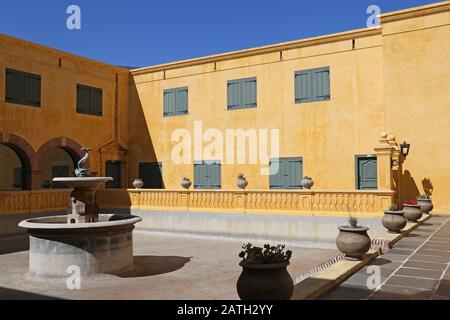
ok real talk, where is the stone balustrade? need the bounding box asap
[97,189,395,217]
[0,189,71,215]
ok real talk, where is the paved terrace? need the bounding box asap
[321,216,450,300]
[0,232,338,300]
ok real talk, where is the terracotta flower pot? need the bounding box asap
[336,226,371,260]
[382,210,407,233]
[236,261,294,300]
[417,199,433,214]
[403,204,423,222]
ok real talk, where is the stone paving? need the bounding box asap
[0,231,338,300]
[321,215,450,300]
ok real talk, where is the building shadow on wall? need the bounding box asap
[109,255,191,278]
[128,78,160,187]
[400,170,420,203]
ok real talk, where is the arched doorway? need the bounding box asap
[36,137,86,189]
[0,142,33,190]
[39,148,75,188]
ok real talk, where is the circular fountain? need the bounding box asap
[19,148,141,281]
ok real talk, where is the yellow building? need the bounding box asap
[1,1,449,215]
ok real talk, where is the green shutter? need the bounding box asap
[163,89,175,116]
[295,71,313,103]
[175,87,188,114]
[90,88,102,116]
[13,167,22,189]
[105,161,121,189]
[227,80,241,109]
[295,67,330,103]
[25,73,41,106]
[270,158,302,189]
[313,68,330,101]
[209,162,221,189]
[194,162,206,189]
[77,85,90,114]
[5,69,24,104]
[242,77,257,108]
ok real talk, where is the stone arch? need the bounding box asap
[36,137,89,172]
[0,132,35,190]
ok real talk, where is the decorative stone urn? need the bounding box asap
[382,210,407,233]
[403,204,423,222]
[133,178,144,189]
[181,177,192,189]
[417,199,433,214]
[300,176,314,189]
[237,174,248,190]
[336,226,371,260]
[236,261,294,300]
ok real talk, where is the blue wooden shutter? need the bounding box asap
[90,88,102,116]
[269,159,284,189]
[313,68,330,101]
[242,77,257,108]
[25,73,41,107]
[295,71,313,103]
[175,87,188,114]
[163,89,176,116]
[209,161,221,189]
[194,162,206,189]
[5,69,23,104]
[286,158,302,188]
[227,80,241,109]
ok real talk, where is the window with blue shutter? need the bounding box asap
[295,67,330,103]
[76,84,102,116]
[269,157,303,189]
[194,160,221,189]
[5,68,41,107]
[227,77,257,110]
[163,87,188,117]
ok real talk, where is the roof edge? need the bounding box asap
[380,0,450,23]
[130,28,380,75]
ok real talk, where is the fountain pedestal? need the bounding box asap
[19,176,141,281]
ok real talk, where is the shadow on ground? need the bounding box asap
[0,235,29,255]
[0,287,63,300]
[109,255,192,278]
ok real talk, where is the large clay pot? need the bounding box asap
[382,210,407,233]
[300,177,314,189]
[417,199,433,214]
[403,204,423,222]
[336,226,371,260]
[180,177,192,189]
[133,178,144,189]
[237,261,294,300]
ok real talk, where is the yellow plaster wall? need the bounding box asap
[0,34,130,176]
[381,7,450,211]
[129,33,385,191]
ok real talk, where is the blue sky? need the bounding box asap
[0,0,440,67]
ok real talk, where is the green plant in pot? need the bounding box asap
[416,194,433,214]
[236,243,294,300]
[382,204,407,233]
[336,215,371,260]
[403,199,423,222]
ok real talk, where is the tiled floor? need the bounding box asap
[321,215,450,300]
